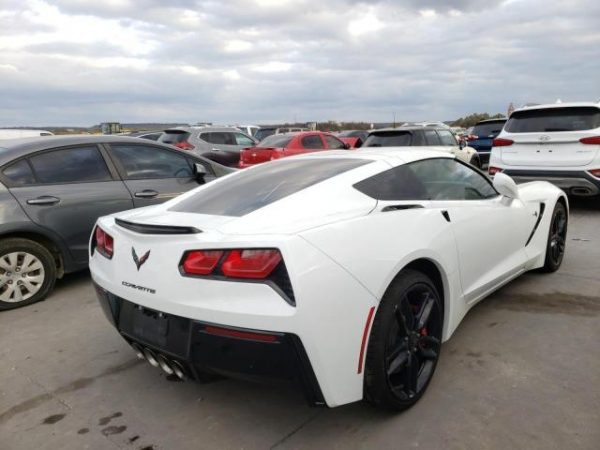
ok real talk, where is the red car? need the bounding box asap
[239,131,349,168]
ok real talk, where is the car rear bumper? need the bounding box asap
[503,169,600,196]
[94,283,326,406]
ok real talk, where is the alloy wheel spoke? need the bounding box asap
[394,302,411,336]
[407,352,419,395]
[416,294,434,330]
[418,335,440,360]
[387,348,410,376]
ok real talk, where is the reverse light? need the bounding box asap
[492,138,514,147]
[579,136,600,145]
[182,250,224,275]
[589,168,600,178]
[488,166,503,176]
[175,141,195,150]
[221,250,282,279]
[94,226,114,259]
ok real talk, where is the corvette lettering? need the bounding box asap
[122,281,156,294]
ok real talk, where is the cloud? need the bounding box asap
[0,0,598,126]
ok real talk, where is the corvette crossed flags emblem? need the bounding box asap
[132,247,151,271]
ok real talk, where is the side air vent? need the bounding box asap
[115,218,202,235]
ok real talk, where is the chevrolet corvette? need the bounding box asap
[90,149,568,410]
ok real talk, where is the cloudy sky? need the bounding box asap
[1,0,599,127]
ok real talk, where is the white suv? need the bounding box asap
[489,102,600,196]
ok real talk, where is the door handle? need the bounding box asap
[134,190,159,199]
[26,196,60,206]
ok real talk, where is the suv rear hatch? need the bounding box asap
[500,106,600,167]
[469,120,505,151]
[159,129,193,150]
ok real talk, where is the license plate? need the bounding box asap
[132,306,169,346]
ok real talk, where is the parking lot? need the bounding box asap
[0,197,597,450]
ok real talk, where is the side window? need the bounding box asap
[324,135,346,149]
[2,159,36,186]
[409,159,497,200]
[300,135,324,149]
[437,130,457,146]
[424,130,441,145]
[29,146,112,184]
[200,132,228,145]
[233,133,255,146]
[110,145,193,179]
[354,158,497,201]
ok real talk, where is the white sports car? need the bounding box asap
[90,149,568,411]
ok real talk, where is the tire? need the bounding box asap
[0,238,57,310]
[364,269,443,411]
[541,201,568,273]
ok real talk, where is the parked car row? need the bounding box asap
[0,135,234,309]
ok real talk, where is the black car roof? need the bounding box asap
[0,135,176,166]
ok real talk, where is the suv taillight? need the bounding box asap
[492,138,514,147]
[589,168,600,178]
[580,136,600,145]
[175,141,195,150]
[93,226,114,259]
[488,166,503,175]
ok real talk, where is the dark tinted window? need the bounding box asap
[171,158,369,216]
[111,145,193,179]
[424,130,441,145]
[2,160,35,185]
[159,131,190,144]
[355,158,496,201]
[30,146,111,184]
[258,134,294,148]
[254,128,276,141]
[200,132,236,145]
[301,135,324,149]
[363,131,413,147]
[324,135,346,149]
[437,130,457,146]
[472,120,506,137]
[505,107,600,132]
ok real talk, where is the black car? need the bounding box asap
[466,118,507,167]
[0,135,232,310]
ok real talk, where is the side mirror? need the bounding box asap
[193,163,207,184]
[493,172,519,199]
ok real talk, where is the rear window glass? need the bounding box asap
[363,131,413,147]
[170,158,369,217]
[2,159,35,185]
[257,135,293,148]
[472,120,506,137]
[505,107,600,133]
[254,128,276,141]
[159,131,191,144]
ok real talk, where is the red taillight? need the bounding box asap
[180,248,282,279]
[94,226,114,259]
[589,168,600,178]
[221,249,282,279]
[488,166,503,175]
[182,250,224,275]
[175,141,195,150]
[492,138,514,147]
[580,136,600,145]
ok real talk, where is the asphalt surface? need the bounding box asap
[1,198,599,450]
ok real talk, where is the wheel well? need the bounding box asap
[0,232,64,278]
[401,259,445,316]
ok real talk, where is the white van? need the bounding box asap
[0,129,54,140]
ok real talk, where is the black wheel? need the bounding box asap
[0,238,57,310]
[364,269,442,411]
[541,202,567,272]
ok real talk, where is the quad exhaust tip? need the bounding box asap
[131,344,186,380]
